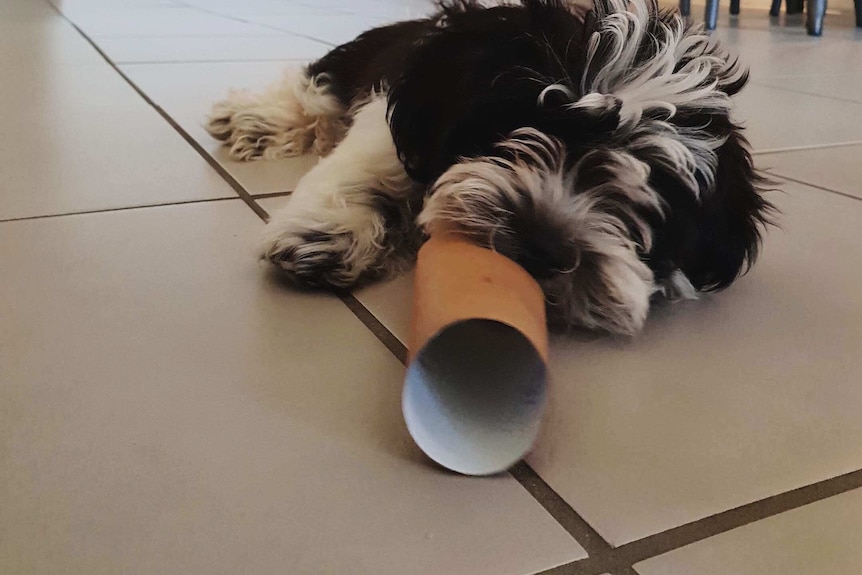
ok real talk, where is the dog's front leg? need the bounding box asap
[259,95,421,288]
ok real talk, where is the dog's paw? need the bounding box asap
[205,93,314,162]
[258,207,390,288]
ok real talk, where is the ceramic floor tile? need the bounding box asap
[636,487,862,575]
[292,0,435,20]
[679,0,861,40]
[353,272,415,346]
[0,60,235,221]
[265,13,391,45]
[0,201,582,575]
[754,73,862,104]
[121,61,320,195]
[179,0,390,40]
[759,144,862,199]
[96,33,330,64]
[734,83,862,152]
[177,0,341,20]
[711,24,862,80]
[0,11,103,66]
[49,0,176,14]
[345,183,862,546]
[67,6,276,37]
[257,196,415,343]
[527,183,862,545]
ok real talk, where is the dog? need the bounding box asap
[206,0,774,336]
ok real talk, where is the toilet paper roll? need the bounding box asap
[403,234,549,476]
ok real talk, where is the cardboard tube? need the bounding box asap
[403,234,549,476]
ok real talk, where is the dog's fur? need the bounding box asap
[207,0,774,335]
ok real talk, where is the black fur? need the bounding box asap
[301,0,774,323]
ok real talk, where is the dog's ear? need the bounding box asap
[681,130,776,291]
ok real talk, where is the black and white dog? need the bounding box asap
[207,0,773,336]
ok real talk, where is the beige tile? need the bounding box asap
[0,62,235,221]
[342,183,862,545]
[257,196,415,344]
[353,272,415,346]
[712,25,862,80]
[291,0,436,20]
[734,83,862,152]
[265,14,391,45]
[759,144,862,199]
[0,201,582,575]
[636,487,862,575]
[0,16,103,66]
[121,61,320,196]
[528,183,862,544]
[97,33,331,64]
[66,6,275,37]
[178,0,390,39]
[49,0,176,13]
[755,73,862,105]
[177,0,343,20]
[669,7,862,152]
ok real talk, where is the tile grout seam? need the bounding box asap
[48,0,270,222]
[766,173,862,203]
[753,140,862,156]
[0,190,295,224]
[538,468,862,574]
[750,80,862,107]
[0,196,244,224]
[333,286,620,563]
[170,0,338,47]
[51,2,862,573]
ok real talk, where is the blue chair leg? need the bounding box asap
[730,0,741,14]
[769,0,782,16]
[680,0,691,16]
[806,0,826,34]
[705,0,720,28]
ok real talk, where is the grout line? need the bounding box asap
[84,33,294,39]
[50,3,862,573]
[543,469,862,574]
[252,190,294,200]
[314,274,613,560]
[0,196,241,224]
[509,463,621,561]
[752,140,862,156]
[750,80,862,107]
[114,58,314,66]
[50,5,269,223]
[327,294,617,562]
[609,468,862,567]
[171,0,337,47]
[336,291,408,365]
[767,173,862,203]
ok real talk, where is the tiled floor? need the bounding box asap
[2,0,861,574]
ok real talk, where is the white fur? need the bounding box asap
[206,68,346,160]
[259,95,419,286]
[655,269,699,301]
[537,0,739,197]
[419,128,659,335]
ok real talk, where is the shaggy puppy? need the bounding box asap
[207,0,773,335]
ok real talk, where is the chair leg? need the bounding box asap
[769,0,782,16]
[680,0,691,16]
[705,0,720,29]
[854,0,861,27]
[730,0,741,14]
[807,0,826,34]
[786,0,804,14]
